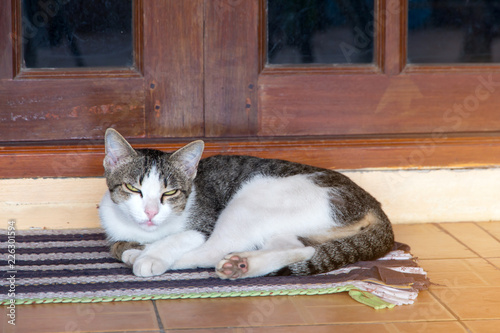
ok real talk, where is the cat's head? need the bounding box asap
[103,128,204,232]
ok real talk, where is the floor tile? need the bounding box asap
[386,321,468,333]
[464,320,500,333]
[166,329,237,333]
[156,296,308,329]
[291,291,455,324]
[420,258,500,288]
[166,322,468,333]
[488,258,500,269]
[439,223,500,258]
[2,301,159,333]
[229,321,468,333]
[432,287,500,320]
[392,224,477,259]
[477,221,500,239]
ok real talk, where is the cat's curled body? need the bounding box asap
[99,128,394,279]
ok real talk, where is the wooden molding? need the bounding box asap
[14,68,143,80]
[11,0,144,80]
[2,135,500,178]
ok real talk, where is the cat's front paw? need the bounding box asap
[122,249,142,266]
[133,256,169,277]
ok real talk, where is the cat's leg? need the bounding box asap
[171,233,294,270]
[171,225,286,270]
[172,238,232,269]
[172,219,270,270]
[216,246,315,279]
[171,231,244,269]
[132,230,206,277]
[216,235,314,279]
[260,234,306,250]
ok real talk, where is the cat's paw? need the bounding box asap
[133,256,169,277]
[122,249,142,266]
[216,255,249,280]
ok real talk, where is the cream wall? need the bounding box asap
[345,168,500,224]
[2,167,500,230]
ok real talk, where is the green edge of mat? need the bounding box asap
[0,285,394,309]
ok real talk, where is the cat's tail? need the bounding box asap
[270,208,395,276]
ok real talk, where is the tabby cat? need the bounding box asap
[99,128,394,279]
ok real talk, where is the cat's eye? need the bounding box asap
[124,183,141,194]
[162,189,178,197]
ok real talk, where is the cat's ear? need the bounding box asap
[103,128,137,170]
[170,140,204,180]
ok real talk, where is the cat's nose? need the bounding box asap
[145,208,158,220]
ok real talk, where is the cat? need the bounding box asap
[99,128,394,279]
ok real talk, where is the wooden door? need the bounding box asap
[205,0,500,169]
[2,0,500,179]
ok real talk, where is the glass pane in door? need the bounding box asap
[408,0,500,63]
[21,0,133,68]
[267,0,375,65]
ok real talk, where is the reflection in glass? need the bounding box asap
[267,0,375,65]
[21,0,133,68]
[408,0,500,63]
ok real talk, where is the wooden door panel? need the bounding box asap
[259,73,389,136]
[258,72,500,136]
[0,0,204,143]
[0,0,13,80]
[204,0,259,137]
[144,0,204,138]
[0,79,145,141]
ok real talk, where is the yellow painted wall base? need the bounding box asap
[346,168,500,224]
[1,178,106,230]
[1,168,499,230]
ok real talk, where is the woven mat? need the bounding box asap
[0,229,430,309]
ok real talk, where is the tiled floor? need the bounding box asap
[3,222,500,333]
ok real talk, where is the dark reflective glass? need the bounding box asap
[267,0,375,65]
[408,0,500,63]
[21,0,133,68]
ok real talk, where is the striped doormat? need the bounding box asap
[0,228,430,309]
